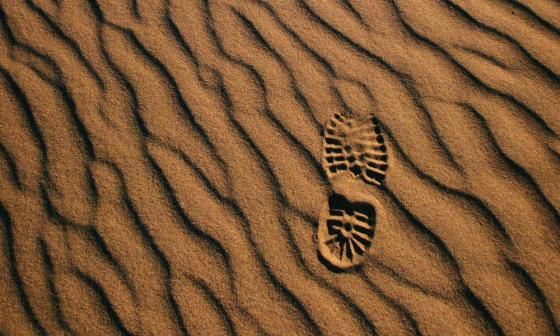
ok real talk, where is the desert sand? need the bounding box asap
[0,0,559,335]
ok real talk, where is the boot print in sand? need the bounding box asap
[318,112,388,270]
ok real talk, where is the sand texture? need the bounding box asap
[0,0,559,335]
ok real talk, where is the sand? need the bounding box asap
[0,0,559,335]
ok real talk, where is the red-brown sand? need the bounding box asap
[0,0,559,335]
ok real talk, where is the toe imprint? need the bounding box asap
[322,112,388,185]
[318,193,376,270]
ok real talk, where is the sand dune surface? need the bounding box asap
[0,0,559,335]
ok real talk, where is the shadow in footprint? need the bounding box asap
[317,193,377,271]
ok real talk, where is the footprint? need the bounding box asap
[318,112,387,270]
[322,112,388,186]
[317,193,377,270]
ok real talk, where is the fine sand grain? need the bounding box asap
[0,0,559,335]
